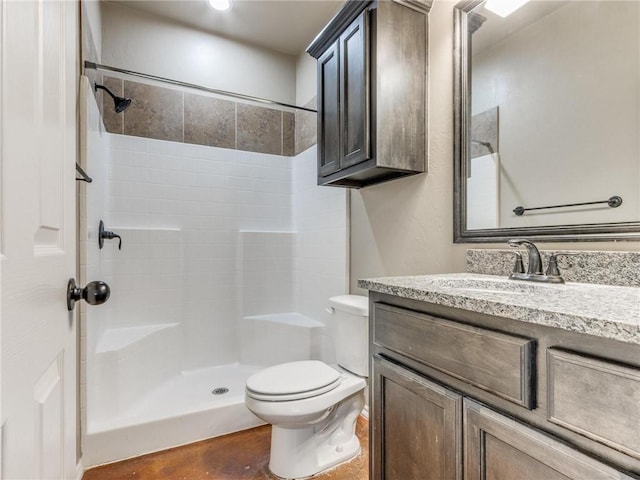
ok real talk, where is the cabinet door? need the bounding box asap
[317,41,341,177]
[464,399,634,480]
[372,356,462,480]
[340,10,370,169]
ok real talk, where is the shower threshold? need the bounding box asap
[84,363,264,467]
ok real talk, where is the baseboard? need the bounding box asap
[360,405,369,419]
[76,459,84,480]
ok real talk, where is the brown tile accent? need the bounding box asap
[95,78,307,157]
[283,112,295,157]
[124,81,183,143]
[83,416,369,480]
[237,104,282,155]
[101,77,124,135]
[471,106,498,158]
[295,96,318,155]
[184,93,236,149]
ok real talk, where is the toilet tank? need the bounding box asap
[329,295,369,377]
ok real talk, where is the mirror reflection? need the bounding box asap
[462,0,639,235]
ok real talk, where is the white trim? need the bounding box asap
[0,2,5,478]
[360,406,369,419]
[75,459,84,480]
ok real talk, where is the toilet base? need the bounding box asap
[268,391,364,479]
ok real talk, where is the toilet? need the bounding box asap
[244,295,369,479]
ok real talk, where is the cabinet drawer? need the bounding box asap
[547,349,640,460]
[373,303,535,408]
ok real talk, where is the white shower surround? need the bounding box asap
[81,82,348,466]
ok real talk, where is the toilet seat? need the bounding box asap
[246,360,342,402]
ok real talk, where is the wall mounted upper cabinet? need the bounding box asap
[307,0,431,188]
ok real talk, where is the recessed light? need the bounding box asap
[209,0,231,11]
[484,0,529,17]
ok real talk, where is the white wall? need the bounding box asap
[236,147,349,366]
[84,113,347,417]
[241,231,294,317]
[101,135,294,370]
[472,1,640,228]
[296,51,317,106]
[80,76,111,438]
[83,0,103,60]
[101,2,297,104]
[293,147,349,363]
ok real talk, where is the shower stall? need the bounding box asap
[79,69,348,466]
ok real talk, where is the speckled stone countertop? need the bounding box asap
[358,273,640,345]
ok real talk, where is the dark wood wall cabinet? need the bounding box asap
[307,0,431,188]
[369,293,640,479]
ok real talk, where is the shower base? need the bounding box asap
[83,363,264,468]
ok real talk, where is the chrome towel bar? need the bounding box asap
[513,196,622,216]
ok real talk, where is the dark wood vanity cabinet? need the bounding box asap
[369,294,640,479]
[464,400,633,480]
[317,42,342,177]
[307,0,430,188]
[373,357,462,480]
[317,13,369,178]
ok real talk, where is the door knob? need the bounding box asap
[67,278,111,311]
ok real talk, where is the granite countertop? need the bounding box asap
[358,273,640,345]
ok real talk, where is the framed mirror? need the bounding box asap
[454,0,640,242]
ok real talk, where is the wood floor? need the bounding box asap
[83,416,369,480]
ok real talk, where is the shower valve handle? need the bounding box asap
[99,220,122,250]
[102,231,122,250]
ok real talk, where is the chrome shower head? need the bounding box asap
[95,83,132,113]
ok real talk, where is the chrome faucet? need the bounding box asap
[508,239,543,275]
[507,239,566,284]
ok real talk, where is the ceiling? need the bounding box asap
[112,0,345,56]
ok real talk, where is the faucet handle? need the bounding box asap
[545,252,578,277]
[99,220,123,250]
[510,252,525,274]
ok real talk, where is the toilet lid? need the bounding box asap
[246,361,342,401]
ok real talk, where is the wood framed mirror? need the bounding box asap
[453,0,640,243]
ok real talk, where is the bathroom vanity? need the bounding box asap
[360,273,640,479]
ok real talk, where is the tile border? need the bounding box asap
[99,76,317,157]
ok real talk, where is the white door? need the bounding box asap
[1,0,79,479]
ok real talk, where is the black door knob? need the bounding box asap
[67,278,111,311]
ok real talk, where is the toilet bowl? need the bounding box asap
[244,295,369,479]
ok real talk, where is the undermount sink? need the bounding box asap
[427,276,559,296]
[456,287,524,295]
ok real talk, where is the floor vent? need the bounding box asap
[212,387,229,395]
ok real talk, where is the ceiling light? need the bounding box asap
[209,0,231,11]
[484,0,529,17]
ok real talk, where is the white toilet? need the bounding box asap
[244,295,369,479]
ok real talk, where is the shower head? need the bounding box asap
[95,83,132,113]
